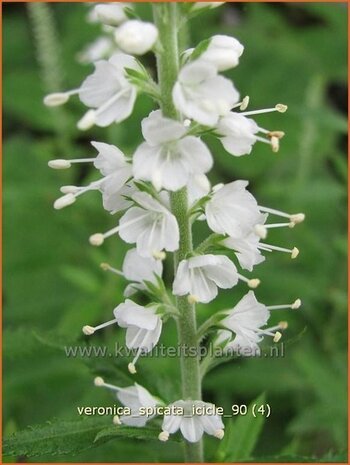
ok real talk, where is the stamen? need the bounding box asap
[94,376,122,391]
[239,96,249,111]
[238,274,260,288]
[267,299,302,311]
[54,193,76,210]
[254,224,267,239]
[48,159,72,169]
[43,89,80,107]
[278,321,288,330]
[270,136,279,153]
[159,431,169,442]
[264,222,295,230]
[89,213,151,246]
[273,331,282,342]
[82,318,117,335]
[214,429,225,440]
[268,131,285,139]
[100,262,124,276]
[113,415,122,425]
[259,206,305,224]
[183,119,191,127]
[258,243,299,259]
[60,185,80,194]
[241,103,287,117]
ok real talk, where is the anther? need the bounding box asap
[54,193,76,210]
[188,295,199,304]
[268,131,285,139]
[89,233,105,246]
[270,136,279,153]
[275,104,288,113]
[113,415,122,425]
[48,159,72,169]
[158,431,169,442]
[83,325,95,335]
[60,185,80,194]
[153,251,166,260]
[128,363,137,374]
[94,376,105,386]
[291,247,299,259]
[278,321,288,330]
[273,331,282,342]
[214,429,225,440]
[254,224,267,239]
[291,298,302,309]
[44,92,70,107]
[239,96,249,111]
[290,213,305,224]
[248,278,260,289]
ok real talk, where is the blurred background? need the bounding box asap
[3,2,348,463]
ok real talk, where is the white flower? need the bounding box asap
[217,112,259,156]
[205,181,264,238]
[172,60,239,126]
[173,254,238,303]
[122,248,163,296]
[114,299,162,373]
[94,377,158,427]
[133,110,213,191]
[77,37,115,64]
[222,232,265,271]
[119,192,179,257]
[78,53,140,128]
[159,400,224,443]
[102,182,134,214]
[200,35,244,71]
[218,291,301,356]
[90,192,179,255]
[115,20,158,55]
[90,3,128,26]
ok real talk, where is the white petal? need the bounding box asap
[142,110,186,145]
[173,260,191,296]
[162,413,182,434]
[114,300,159,330]
[79,60,121,107]
[91,141,129,175]
[203,256,239,289]
[94,87,137,126]
[119,207,152,244]
[177,136,213,173]
[122,248,162,283]
[180,416,204,443]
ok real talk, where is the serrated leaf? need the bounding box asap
[3,417,110,457]
[94,425,180,443]
[216,393,266,461]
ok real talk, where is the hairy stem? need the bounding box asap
[152,4,203,462]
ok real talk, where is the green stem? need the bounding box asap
[152,4,203,462]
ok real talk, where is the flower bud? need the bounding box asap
[200,35,244,71]
[93,3,128,26]
[114,20,158,55]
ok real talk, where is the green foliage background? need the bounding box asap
[3,2,348,462]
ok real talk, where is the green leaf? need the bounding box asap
[190,38,211,61]
[94,425,180,443]
[3,417,110,457]
[216,393,266,461]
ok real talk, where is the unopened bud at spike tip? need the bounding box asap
[89,233,104,246]
[113,415,122,425]
[273,331,282,343]
[94,376,104,386]
[128,363,137,374]
[248,278,260,289]
[214,429,225,440]
[158,431,169,442]
[54,193,76,210]
[291,298,302,309]
[48,159,72,169]
[291,247,299,259]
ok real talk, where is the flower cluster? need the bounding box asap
[46,3,304,446]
